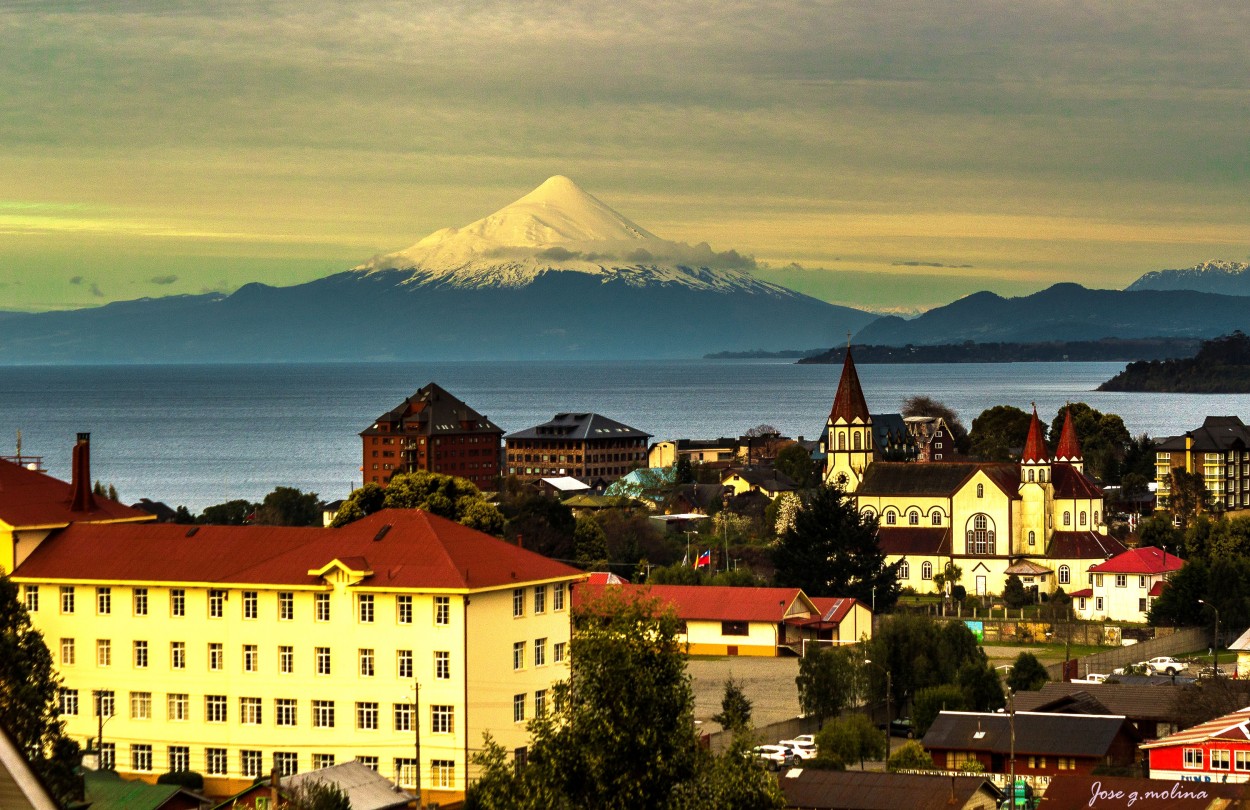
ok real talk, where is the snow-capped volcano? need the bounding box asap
[356,175,788,294]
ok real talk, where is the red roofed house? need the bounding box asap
[1071,546,1184,623]
[576,583,870,656]
[12,508,583,805]
[1142,706,1250,783]
[1,433,154,575]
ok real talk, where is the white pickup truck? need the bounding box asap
[1142,657,1188,676]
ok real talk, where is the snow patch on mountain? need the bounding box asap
[1127,260,1250,295]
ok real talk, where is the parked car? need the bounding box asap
[789,733,816,746]
[778,739,817,760]
[752,745,796,770]
[1143,657,1188,676]
[877,718,915,738]
[1071,673,1108,684]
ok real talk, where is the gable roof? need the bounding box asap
[14,509,582,592]
[923,710,1137,757]
[1011,681,1183,722]
[285,760,414,810]
[1141,706,1250,750]
[1051,463,1103,499]
[876,527,951,556]
[1157,416,1250,453]
[858,462,1018,499]
[0,456,151,528]
[361,382,502,437]
[1090,546,1184,575]
[807,597,862,625]
[828,348,871,424]
[721,466,797,492]
[778,770,1001,810]
[574,582,817,623]
[1046,531,1127,560]
[84,769,206,810]
[506,412,650,441]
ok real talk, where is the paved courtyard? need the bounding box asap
[687,656,802,735]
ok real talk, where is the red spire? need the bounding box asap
[1055,407,1082,461]
[1021,407,1049,464]
[829,348,870,423]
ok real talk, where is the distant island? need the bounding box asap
[705,349,824,359]
[794,338,1202,365]
[1098,331,1250,392]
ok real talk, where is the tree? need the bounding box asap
[862,615,984,713]
[0,574,82,806]
[92,479,119,501]
[1005,652,1049,692]
[331,471,504,533]
[774,443,816,489]
[502,492,576,560]
[902,395,969,454]
[674,456,694,485]
[774,484,900,608]
[932,562,962,598]
[816,713,885,770]
[1169,678,1250,731]
[1002,574,1029,608]
[957,660,1005,712]
[1137,514,1182,550]
[887,740,935,772]
[796,644,863,727]
[199,498,256,525]
[712,677,752,733]
[1169,469,1209,528]
[1048,403,1132,483]
[912,684,966,737]
[968,405,1031,461]
[254,486,321,526]
[574,515,609,570]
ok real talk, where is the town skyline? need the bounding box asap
[3,2,1249,314]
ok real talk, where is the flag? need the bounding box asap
[695,550,712,569]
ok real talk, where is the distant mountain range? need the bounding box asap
[1126,260,1250,295]
[0,177,874,363]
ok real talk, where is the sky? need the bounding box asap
[2,1,1248,314]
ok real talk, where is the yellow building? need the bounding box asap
[825,349,1124,598]
[1154,416,1250,513]
[12,509,583,805]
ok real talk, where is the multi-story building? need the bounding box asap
[1155,416,1250,513]
[905,415,954,462]
[1142,706,1250,783]
[12,508,582,805]
[360,383,503,490]
[1070,546,1184,623]
[505,413,650,484]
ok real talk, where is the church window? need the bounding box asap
[1063,511,1071,526]
[1040,469,1047,482]
[862,508,875,520]
[1028,530,1036,546]
[1080,511,1087,526]
[885,511,896,525]
[976,483,984,498]
[838,434,846,451]
[1028,469,1034,482]
[908,510,919,525]
[931,512,942,526]
[1059,565,1070,585]
[853,432,861,451]
[921,562,933,580]
[897,561,909,580]
[967,514,994,555]
[1094,510,1099,525]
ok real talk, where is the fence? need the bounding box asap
[1043,625,1213,680]
[704,715,821,754]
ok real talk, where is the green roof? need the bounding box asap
[84,771,199,810]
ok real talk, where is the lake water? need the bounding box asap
[2,360,1247,512]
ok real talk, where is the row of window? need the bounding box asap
[1184,747,1250,771]
[512,639,566,669]
[514,690,547,723]
[511,584,567,617]
[1077,596,1152,614]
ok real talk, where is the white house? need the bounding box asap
[1070,546,1183,623]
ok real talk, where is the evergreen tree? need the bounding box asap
[1002,574,1029,608]
[574,515,610,570]
[711,677,752,733]
[1005,652,1049,692]
[774,443,816,488]
[773,484,899,608]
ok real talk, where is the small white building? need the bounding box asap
[1070,546,1183,623]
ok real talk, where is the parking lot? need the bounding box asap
[687,656,802,734]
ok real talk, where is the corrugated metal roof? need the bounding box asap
[506,412,650,441]
[1011,682,1183,722]
[1046,531,1126,560]
[876,527,951,556]
[923,710,1135,757]
[574,582,818,623]
[1090,546,1184,575]
[286,760,414,810]
[1141,707,1250,749]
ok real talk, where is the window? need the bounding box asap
[1184,748,1203,769]
[1095,597,1104,611]
[1028,530,1036,546]
[274,752,298,777]
[170,589,185,617]
[359,648,375,677]
[133,640,148,668]
[279,591,293,620]
[394,703,413,731]
[535,689,547,716]
[60,688,78,716]
[1095,574,1103,587]
[434,650,450,680]
[243,590,258,619]
[1139,575,1147,588]
[395,649,413,679]
[513,694,525,723]
[885,510,896,525]
[393,757,418,788]
[1078,597,1087,610]
[1063,511,1071,526]
[434,595,450,625]
[98,743,115,770]
[60,586,74,614]
[898,561,910,580]
[921,561,933,580]
[431,760,455,790]
[244,644,258,672]
[721,621,749,636]
[431,704,454,733]
[1115,574,1127,588]
[358,594,374,623]
[206,748,228,776]
[169,746,190,773]
[534,585,547,614]
[908,510,919,525]
[242,750,263,779]
[97,587,111,615]
[1212,749,1231,770]
[1028,469,1035,482]
[316,647,331,675]
[209,642,223,671]
[356,702,379,730]
[397,594,412,624]
[1094,510,1100,525]
[131,744,153,772]
[167,694,188,721]
[357,757,379,771]
[132,588,147,616]
[315,593,330,622]
[513,641,525,670]
[1235,750,1250,771]
[967,514,995,555]
[977,483,984,498]
[312,700,335,728]
[130,691,151,719]
[1139,598,1148,612]
[276,698,297,727]
[513,588,525,617]
[206,695,227,723]
[534,638,547,666]
[932,512,942,526]
[209,589,225,618]
[95,690,115,718]
[553,584,565,611]
[61,638,75,666]
[1058,565,1070,585]
[554,642,567,663]
[97,639,111,667]
[24,585,38,612]
[1080,511,1087,526]
[171,641,185,670]
[313,754,335,770]
[240,697,262,725]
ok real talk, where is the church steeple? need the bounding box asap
[824,347,875,491]
[1020,406,1051,484]
[829,346,871,423]
[1054,406,1083,473]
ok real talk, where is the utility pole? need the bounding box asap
[413,681,422,808]
[1200,600,1220,674]
[1008,690,1016,808]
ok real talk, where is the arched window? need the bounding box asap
[1059,565,1070,585]
[838,434,846,451]
[862,507,876,520]
[1080,511,1087,526]
[966,514,995,555]
[908,510,920,525]
[853,432,861,450]
[1063,511,1071,526]
[932,511,942,526]
[898,560,910,580]
[1028,530,1036,546]
[885,511,897,525]
[1094,510,1100,525]
[977,483,984,498]
[921,561,933,580]
[1040,469,1047,482]
[1028,469,1035,482]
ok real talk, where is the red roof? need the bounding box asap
[1149,580,1167,597]
[575,582,814,623]
[1055,407,1083,461]
[1141,707,1250,750]
[1047,531,1126,560]
[1090,546,1184,575]
[1069,588,1093,598]
[828,348,871,424]
[1021,407,1049,463]
[13,509,582,591]
[0,457,150,528]
[1051,464,1103,499]
[808,596,862,624]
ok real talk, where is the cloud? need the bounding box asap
[149,274,179,285]
[89,283,104,297]
[892,261,974,269]
[69,276,83,285]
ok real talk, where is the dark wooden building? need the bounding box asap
[505,413,651,484]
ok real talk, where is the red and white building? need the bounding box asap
[1070,546,1184,623]
[1142,706,1250,783]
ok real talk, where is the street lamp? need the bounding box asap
[1199,600,1221,673]
[864,659,891,761]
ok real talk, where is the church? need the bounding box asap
[823,349,1124,598]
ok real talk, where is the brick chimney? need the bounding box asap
[70,432,97,512]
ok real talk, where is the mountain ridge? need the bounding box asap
[1126,260,1250,296]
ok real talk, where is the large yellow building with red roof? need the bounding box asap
[10,499,582,804]
[824,350,1124,598]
